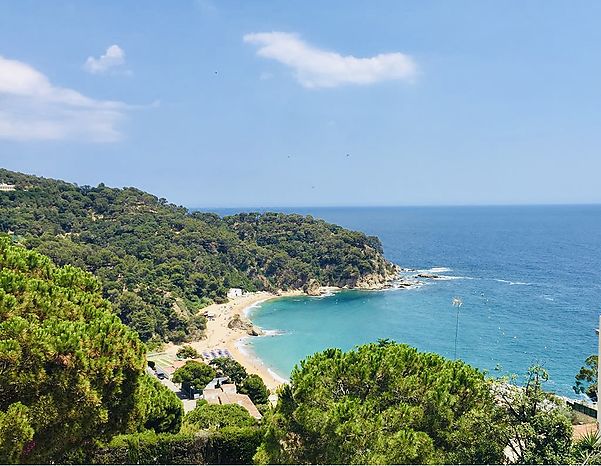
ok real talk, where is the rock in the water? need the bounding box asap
[417,273,440,279]
[247,327,263,336]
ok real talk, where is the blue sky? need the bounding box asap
[1,0,600,207]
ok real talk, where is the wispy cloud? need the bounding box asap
[84,44,127,75]
[0,55,128,142]
[243,32,417,89]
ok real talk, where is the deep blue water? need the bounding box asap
[199,205,601,396]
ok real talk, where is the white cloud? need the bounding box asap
[243,32,417,89]
[84,44,126,74]
[0,55,128,142]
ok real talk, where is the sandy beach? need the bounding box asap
[164,291,300,391]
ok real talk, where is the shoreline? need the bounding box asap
[164,290,301,391]
[164,278,409,392]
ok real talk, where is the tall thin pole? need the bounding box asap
[454,307,460,359]
[452,297,463,360]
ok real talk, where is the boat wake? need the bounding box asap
[493,279,533,286]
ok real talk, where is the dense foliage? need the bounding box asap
[210,357,248,384]
[239,374,270,405]
[496,365,573,464]
[256,340,507,464]
[0,237,146,463]
[574,354,598,402]
[571,430,601,465]
[208,358,269,404]
[172,361,216,394]
[177,345,200,360]
[133,375,184,434]
[89,428,263,465]
[0,168,395,343]
[185,400,257,430]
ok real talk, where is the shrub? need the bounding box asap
[172,361,216,394]
[210,357,248,384]
[134,375,184,433]
[88,428,262,464]
[239,374,270,405]
[184,400,257,430]
[177,345,200,360]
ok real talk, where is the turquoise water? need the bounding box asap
[210,206,601,396]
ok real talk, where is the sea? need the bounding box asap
[200,205,601,397]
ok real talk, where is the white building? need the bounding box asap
[0,183,16,192]
[227,288,243,298]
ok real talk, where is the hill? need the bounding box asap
[0,168,397,344]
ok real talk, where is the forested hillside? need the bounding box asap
[0,169,396,344]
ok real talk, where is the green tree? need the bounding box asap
[184,400,257,430]
[256,341,506,464]
[0,403,34,464]
[239,374,270,405]
[210,357,248,384]
[134,375,184,434]
[0,237,146,463]
[177,345,200,360]
[574,354,598,402]
[172,361,216,394]
[496,365,573,464]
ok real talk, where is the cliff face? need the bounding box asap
[347,261,400,289]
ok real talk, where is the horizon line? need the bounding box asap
[190,202,601,210]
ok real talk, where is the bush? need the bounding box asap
[92,431,203,464]
[206,427,263,464]
[88,428,262,465]
[239,374,270,405]
[177,345,200,360]
[134,375,184,433]
[184,401,257,430]
[172,361,216,395]
[210,357,248,384]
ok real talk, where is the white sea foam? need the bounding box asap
[267,368,290,384]
[235,338,250,356]
[493,279,532,286]
[316,290,337,298]
[262,329,286,336]
[427,266,452,273]
[432,275,474,281]
[236,337,290,384]
[242,298,270,317]
[390,283,424,290]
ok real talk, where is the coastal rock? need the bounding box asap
[417,273,440,279]
[228,314,252,331]
[395,279,421,288]
[399,267,416,272]
[354,272,389,290]
[247,327,264,336]
[303,278,322,296]
[228,314,264,337]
